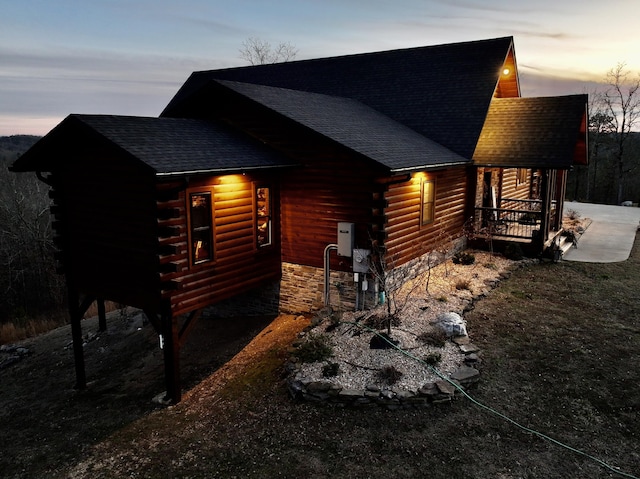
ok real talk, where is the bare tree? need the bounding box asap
[602,62,640,205]
[586,90,615,201]
[239,37,298,65]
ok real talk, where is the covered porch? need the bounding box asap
[470,94,588,255]
[471,168,567,254]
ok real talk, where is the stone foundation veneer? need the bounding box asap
[211,237,467,318]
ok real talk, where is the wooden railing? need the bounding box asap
[474,198,543,241]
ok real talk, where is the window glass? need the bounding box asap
[256,186,272,247]
[421,179,435,225]
[189,192,212,264]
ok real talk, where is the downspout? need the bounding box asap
[323,244,338,307]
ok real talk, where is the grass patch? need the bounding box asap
[0,315,67,345]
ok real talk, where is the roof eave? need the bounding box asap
[390,160,472,173]
[154,162,296,178]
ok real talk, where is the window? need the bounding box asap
[420,179,435,226]
[189,191,213,264]
[256,185,272,247]
[517,168,528,186]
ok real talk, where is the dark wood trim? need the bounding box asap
[162,310,181,403]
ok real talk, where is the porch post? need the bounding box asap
[162,308,181,403]
[538,169,551,251]
[97,297,107,332]
[554,170,567,231]
[67,286,86,390]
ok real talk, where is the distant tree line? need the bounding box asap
[567,62,640,205]
[0,135,66,324]
[567,131,640,204]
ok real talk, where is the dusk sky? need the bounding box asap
[1,0,639,136]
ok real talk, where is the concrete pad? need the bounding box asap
[563,202,640,263]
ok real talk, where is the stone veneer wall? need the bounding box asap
[208,236,466,317]
[278,263,359,313]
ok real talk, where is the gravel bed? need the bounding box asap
[296,251,519,391]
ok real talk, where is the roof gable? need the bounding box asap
[473,95,588,169]
[216,80,469,172]
[11,115,294,176]
[163,37,515,158]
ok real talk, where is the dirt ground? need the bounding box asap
[1,235,639,479]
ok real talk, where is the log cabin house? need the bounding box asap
[10,37,587,402]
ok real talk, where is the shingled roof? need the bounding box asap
[216,80,469,172]
[11,114,294,176]
[473,95,588,168]
[163,37,515,159]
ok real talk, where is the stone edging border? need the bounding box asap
[285,336,482,409]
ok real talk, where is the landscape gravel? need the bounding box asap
[296,251,520,391]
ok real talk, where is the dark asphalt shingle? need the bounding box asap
[216,80,469,172]
[473,95,588,168]
[11,115,294,175]
[164,37,514,159]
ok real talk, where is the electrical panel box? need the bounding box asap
[337,222,354,257]
[352,249,371,273]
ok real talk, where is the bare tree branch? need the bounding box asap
[239,37,298,65]
[602,62,640,204]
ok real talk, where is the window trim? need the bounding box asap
[254,183,273,249]
[420,178,436,226]
[186,189,215,267]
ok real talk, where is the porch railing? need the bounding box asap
[474,198,543,241]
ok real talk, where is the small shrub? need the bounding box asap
[437,295,448,302]
[322,362,340,377]
[455,279,471,291]
[566,209,581,220]
[376,365,403,385]
[293,333,333,363]
[424,352,442,366]
[418,329,448,348]
[452,251,476,265]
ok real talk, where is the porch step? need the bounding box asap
[558,235,576,255]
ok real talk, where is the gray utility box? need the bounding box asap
[337,222,354,257]
[352,249,371,273]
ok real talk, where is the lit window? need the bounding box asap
[256,186,272,247]
[421,179,435,226]
[189,192,213,264]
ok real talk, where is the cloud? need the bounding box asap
[0,46,227,135]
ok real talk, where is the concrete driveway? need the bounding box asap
[563,201,640,263]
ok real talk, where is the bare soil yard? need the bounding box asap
[1,234,639,478]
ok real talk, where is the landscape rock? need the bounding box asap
[450,366,480,386]
[434,312,467,337]
[459,343,480,354]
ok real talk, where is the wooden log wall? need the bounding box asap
[500,168,531,203]
[157,173,281,317]
[279,149,382,270]
[383,167,469,267]
[211,93,386,272]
